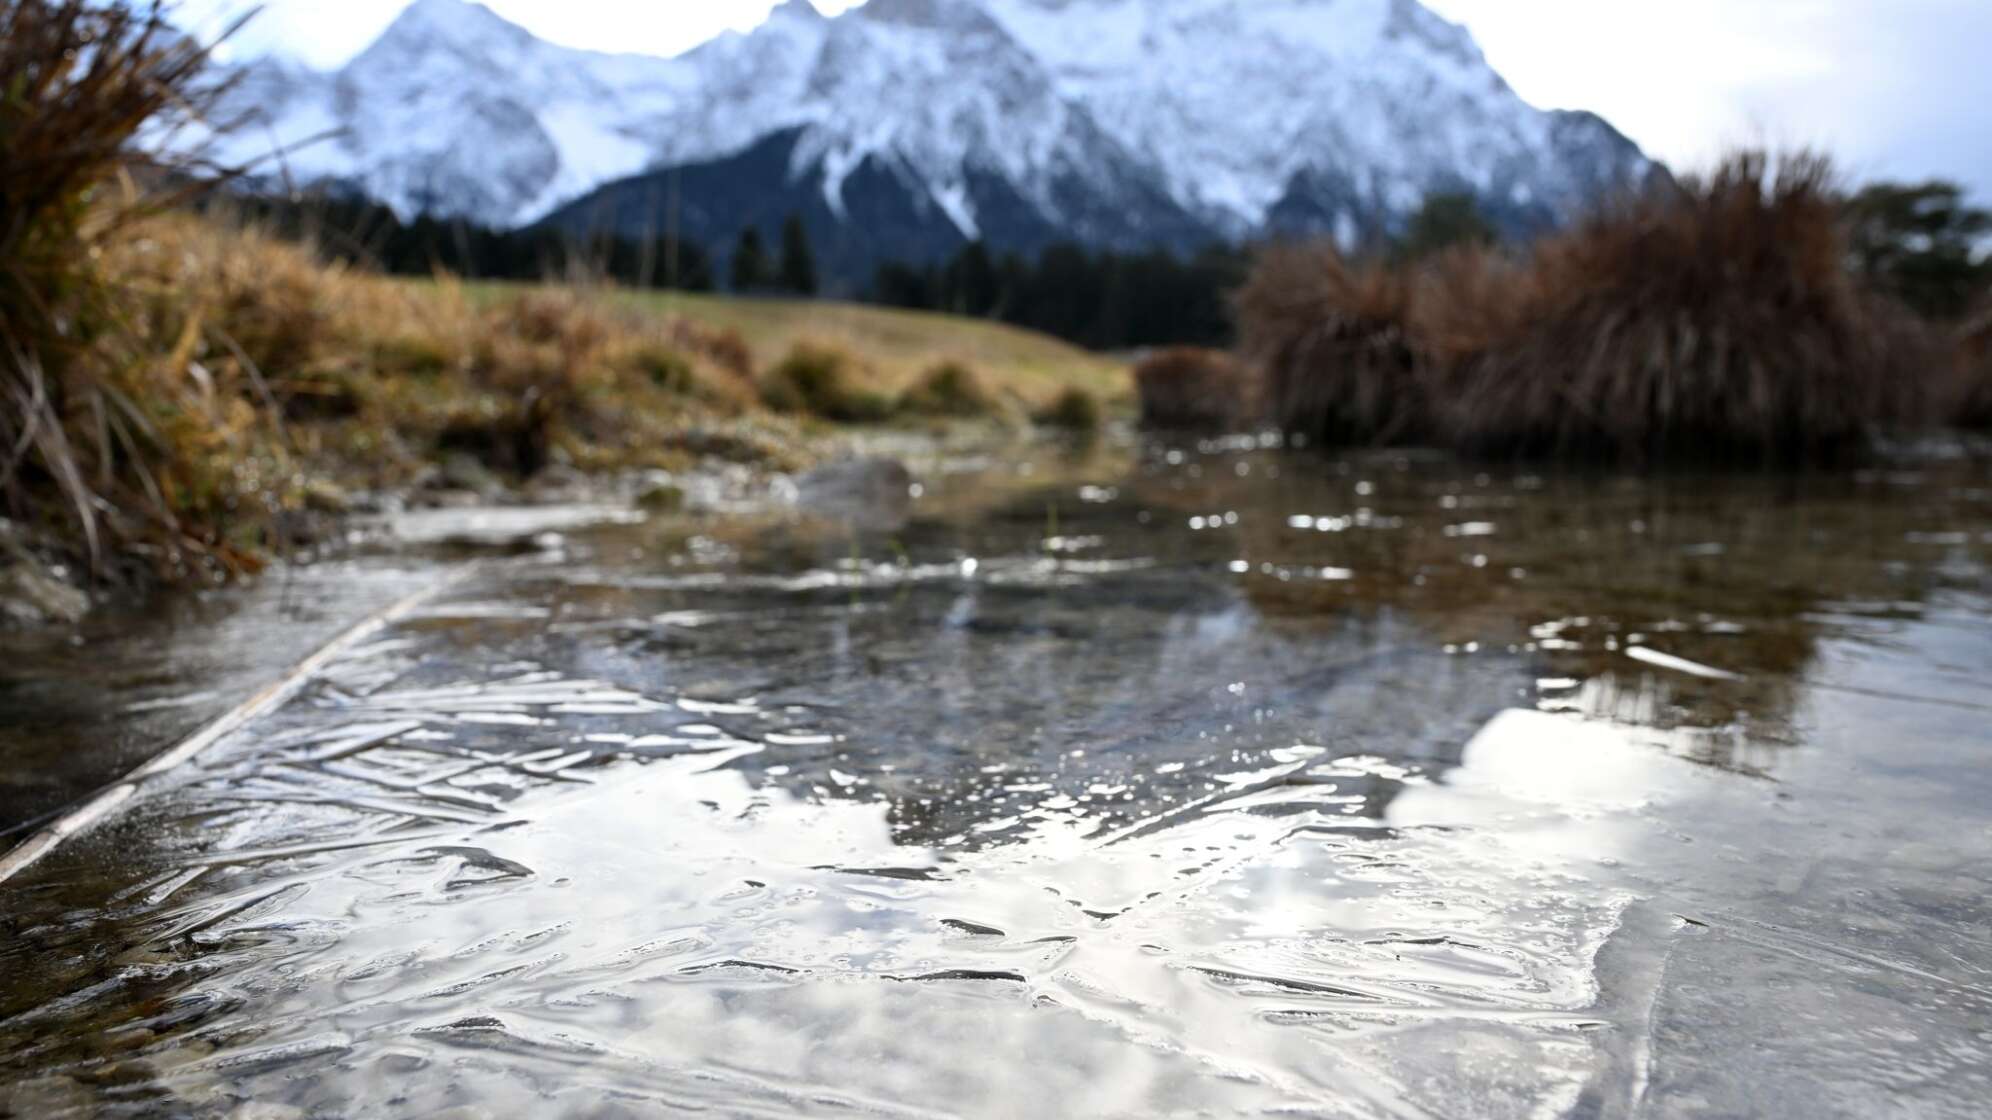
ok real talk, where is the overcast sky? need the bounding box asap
[191,0,1991,200]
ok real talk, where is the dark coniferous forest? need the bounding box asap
[214,193,1247,350]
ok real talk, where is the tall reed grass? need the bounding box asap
[0,0,240,573]
[1232,152,1943,465]
[1236,247,1421,444]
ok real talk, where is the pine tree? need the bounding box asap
[1845,181,1991,320]
[730,226,770,293]
[1397,191,1497,262]
[778,214,819,296]
[944,241,998,316]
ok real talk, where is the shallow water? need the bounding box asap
[3,439,1991,1118]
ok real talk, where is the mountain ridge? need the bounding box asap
[213,0,1660,281]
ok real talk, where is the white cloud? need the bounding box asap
[1425,0,1992,196]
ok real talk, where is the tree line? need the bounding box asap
[225,193,834,300]
[1395,184,1990,322]
[213,193,722,292]
[216,178,1987,357]
[872,242,1247,349]
[221,190,1245,348]
[728,219,1247,350]
[1842,181,1990,320]
[725,217,819,295]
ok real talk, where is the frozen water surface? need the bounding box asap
[2,441,1990,1117]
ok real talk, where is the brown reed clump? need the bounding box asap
[1406,244,1533,370]
[1434,153,1934,464]
[1236,151,1945,466]
[1131,346,1255,432]
[1235,245,1422,445]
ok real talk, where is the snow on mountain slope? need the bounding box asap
[215,0,677,223]
[982,0,1650,239]
[629,1,833,179]
[214,0,1656,258]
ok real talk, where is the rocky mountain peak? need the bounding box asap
[374,0,529,50]
[208,0,1658,278]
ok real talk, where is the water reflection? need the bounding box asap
[1143,446,1991,772]
[2,439,1990,1117]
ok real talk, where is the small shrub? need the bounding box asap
[1133,346,1254,432]
[1035,387,1102,433]
[762,342,893,422]
[899,360,998,418]
[837,389,897,424]
[633,344,697,393]
[670,320,755,380]
[1236,246,1421,444]
[507,290,611,358]
[709,330,755,380]
[760,344,836,412]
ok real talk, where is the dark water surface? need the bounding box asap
[3,439,1990,1118]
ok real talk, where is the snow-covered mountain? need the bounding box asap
[217,0,1658,274]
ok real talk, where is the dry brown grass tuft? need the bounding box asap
[760,342,895,423]
[1238,152,1944,466]
[1132,346,1254,432]
[427,291,606,476]
[1434,153,1934,464]
[898,361,1001,419]
[67,215,794,557]
[1035,386,1102,433]
[668,318,755,382]
[1236,246,1420,444]
[0,0,245,574]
